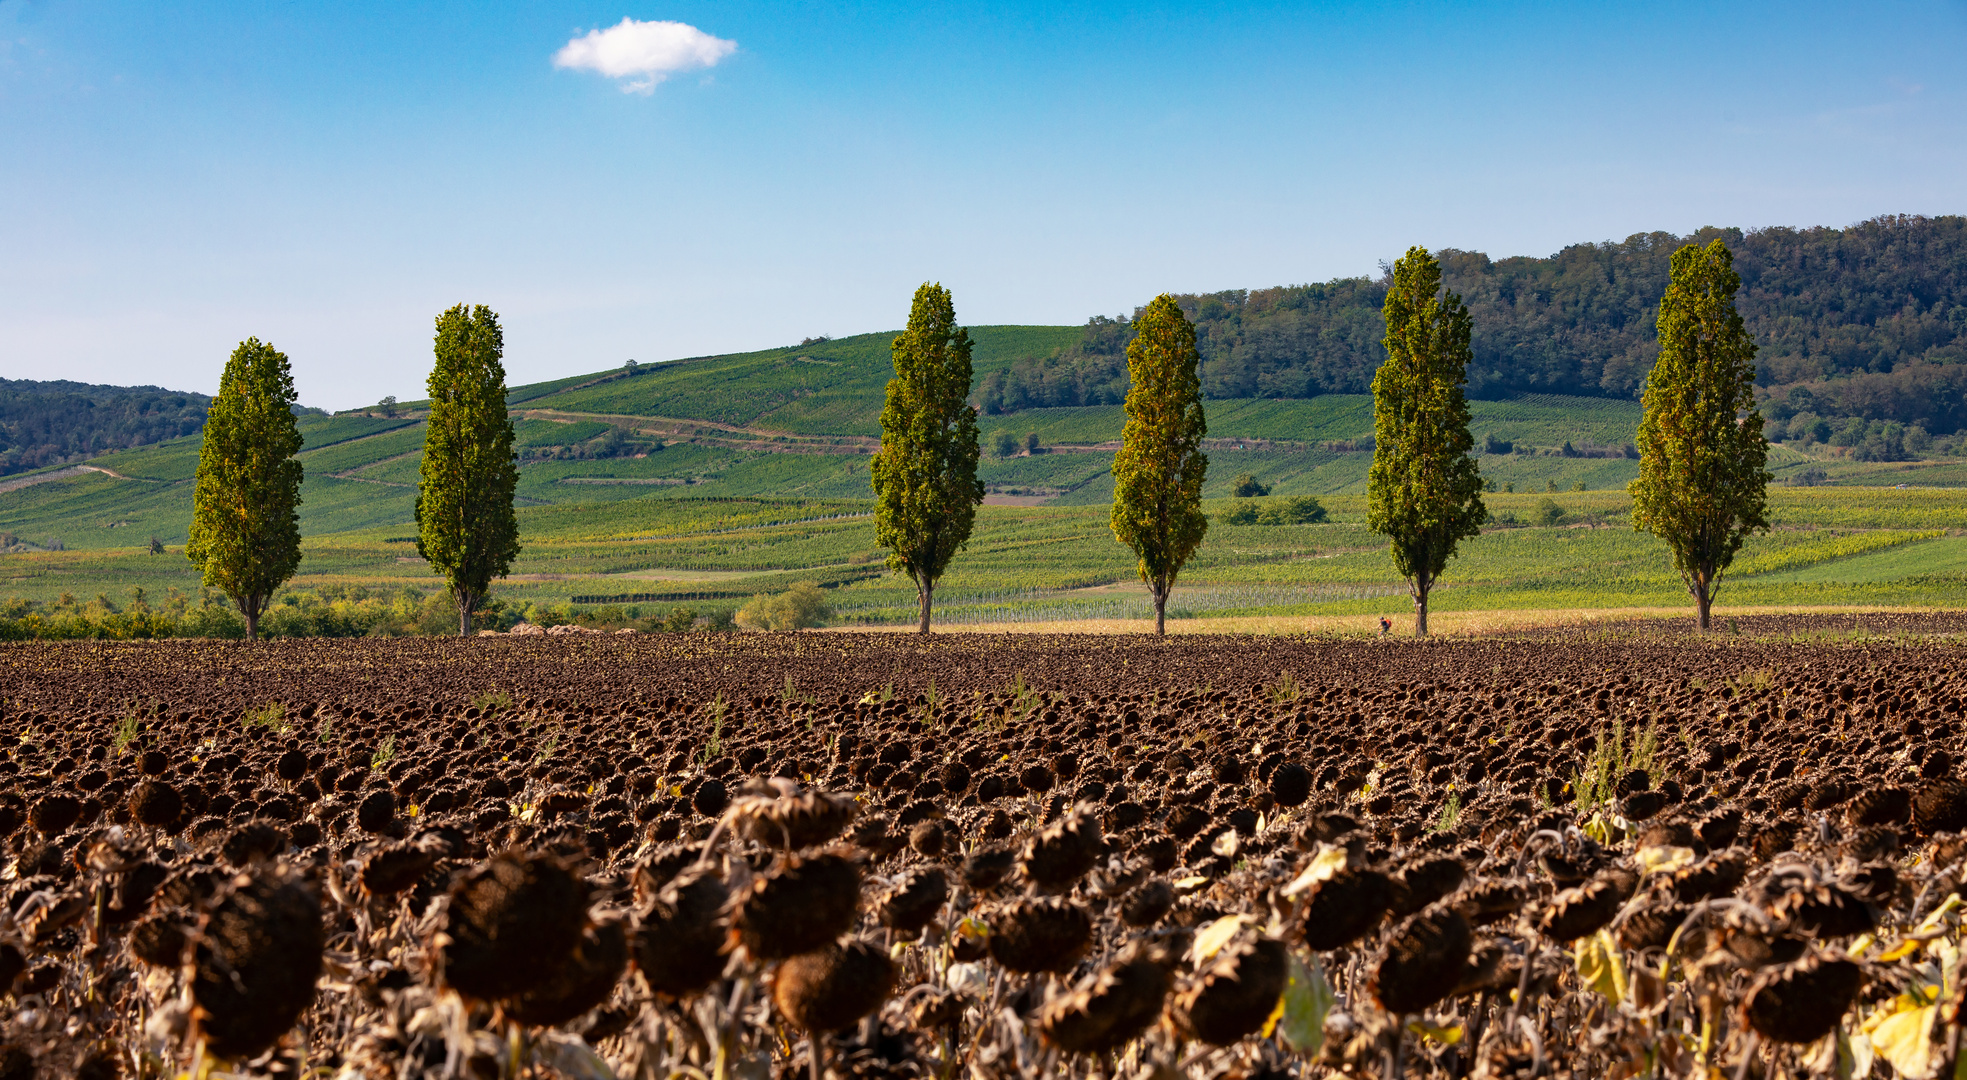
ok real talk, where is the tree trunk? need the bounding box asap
[458,590,476,637]
[1413,579,1430,637]
[917,583,933,635]
[243,608,258,641]
[1152,582,1168,636]
[1694,579,1713,632]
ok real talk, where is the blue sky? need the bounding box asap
[4,0,1964,410]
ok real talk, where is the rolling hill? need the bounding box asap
[974,216,1967,435]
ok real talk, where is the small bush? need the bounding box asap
[414,593,460,635]
[1231,473,1271,498]
[1220,495,1327,526]
[658,606,699,633]
[1535,498,1567,527]
[178,605,247,640]
[737,582,834,631]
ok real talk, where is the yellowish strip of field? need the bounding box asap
[827,604,1957,637]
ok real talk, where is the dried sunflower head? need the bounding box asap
[1173,934,1289,1045]
[1036,940,1171,1055]
[1767,881,1875,940]
[29,793,82,836]
[1392,854,1466,918]
[986,897,1093,974]
[1538,877,1623,942]
[440,848,589,1001]
[727,850,860,962]
[357,840,441,898]
[962,845,1016,890]
[129,780,183,829]
[772,938,896,1033]
[188,866,325,1062]
[733,786,857,851]
[1914,780,1967,836]
[1697,807,1743,850]
[1452,878,1527,928]
[502,914,630,1028]
[1120,878,1176,928]
[1741,952,1862,1044]
[1020,804,1104,892]
[354,789,396,834]
[1373,905,1473,1016]
[1268,762,1312,808]
[1846,785,1911,829]
[875,866,948,936]
[1299,867,1393,951]
[275,750,310,783]
[632,867,729,1000]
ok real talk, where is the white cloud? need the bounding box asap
[553,18,736,94]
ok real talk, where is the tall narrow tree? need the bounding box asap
[416,304,521,636]
[1110,294,1209,636]
[187,338,305,640]
[871,283,984,633]
[1630,239,1771,631]
[1367,247,1486,636]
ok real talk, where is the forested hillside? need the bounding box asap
[974,215,1967,433]
[0,379,214,476]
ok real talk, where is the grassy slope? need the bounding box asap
[5,485,1966,621]
[9,416,1953,554]
[513,326,1085,437]
[990,394,1646,448]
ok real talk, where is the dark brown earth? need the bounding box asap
[1,628,1964,1078]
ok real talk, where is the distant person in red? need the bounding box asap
[1378,615,1391,638]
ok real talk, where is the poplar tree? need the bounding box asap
[870,283,984,634]
[187,338,305,640]
[416,304,521,636]
[1367,247,1486,636]
[1110,294,1209,636]
[1630,239,1771,631]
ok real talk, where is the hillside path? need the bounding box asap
[0,463,150,495]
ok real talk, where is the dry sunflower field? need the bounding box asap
[4,625,1967,1079]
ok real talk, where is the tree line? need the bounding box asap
[974,215,1967,435]
[889,237,1770,636]
[161,236,1777,640]
[0,380,218,476]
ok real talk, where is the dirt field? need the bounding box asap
[3,627,1966,1077]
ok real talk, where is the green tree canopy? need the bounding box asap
[1110,294,1209,636]
[1367,247,1486,636]
[1231,473,1270,498]
[416,304,522,636]
[870,283,984,634]
[186,338,305,640]
[1629,239,1772,630]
